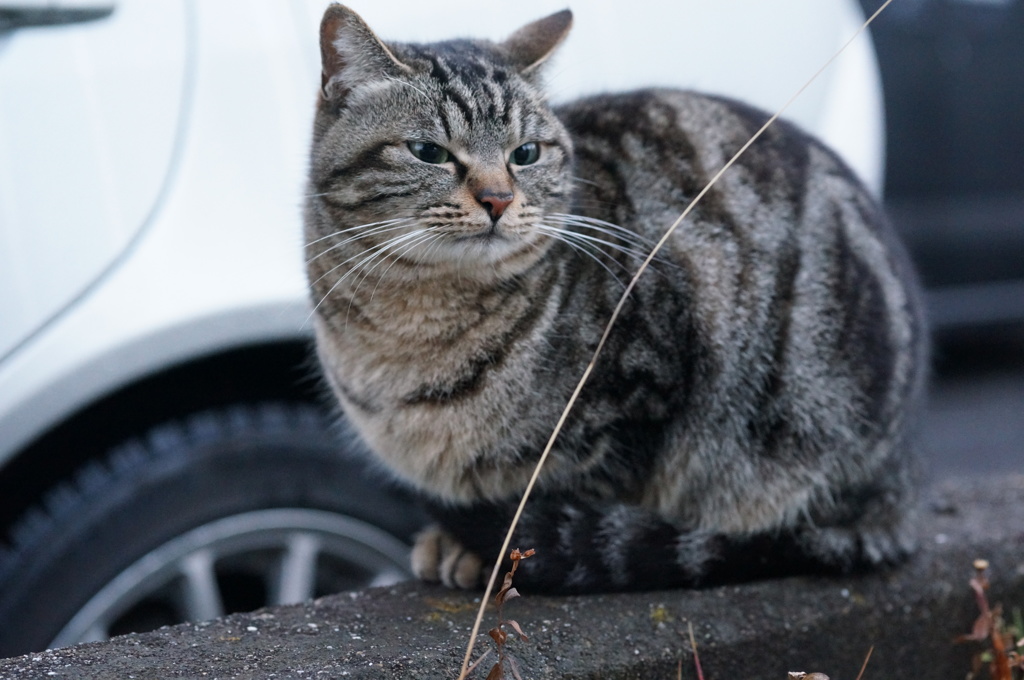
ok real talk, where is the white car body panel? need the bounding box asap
[0,0,186,358]
[0,0,883,466]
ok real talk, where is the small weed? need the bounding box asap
[957,559,1024,680]
[466,548,535,680]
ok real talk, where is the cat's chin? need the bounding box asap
[411,231,552,279]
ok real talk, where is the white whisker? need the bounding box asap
[344,229,430,283]
[535,225,626,287]
[347,230,442,322]
[306,229,430,320]
[305,221,417,265]
[354,229,438,289]
[308,223,429,287]
[553,228,653,262]
[547,213,657,247]
[537,223,655,265]
[367,232,446,301]
[309,238,390,288]
[305,217,413,248]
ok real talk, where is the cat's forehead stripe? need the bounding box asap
[400,42,524,138]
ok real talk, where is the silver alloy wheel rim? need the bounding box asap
[49,508,411,648]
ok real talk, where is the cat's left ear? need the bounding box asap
[499,9,573,77]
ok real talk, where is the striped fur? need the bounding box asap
[304,5,928,593]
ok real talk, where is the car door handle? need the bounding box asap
[0,3,115,32]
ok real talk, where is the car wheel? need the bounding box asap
[0,402,423,657]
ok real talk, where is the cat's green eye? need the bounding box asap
[510,142,540,166]
[408,141,451,164]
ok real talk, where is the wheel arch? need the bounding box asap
[0,340,331,543]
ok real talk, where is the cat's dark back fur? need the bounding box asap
[304,5,927,593]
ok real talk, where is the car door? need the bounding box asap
[0,0,189,360]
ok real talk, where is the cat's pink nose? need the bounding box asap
[476,189,514,221]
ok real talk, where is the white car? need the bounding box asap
[0,0,883,657]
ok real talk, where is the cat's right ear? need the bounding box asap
[319,4,412,103]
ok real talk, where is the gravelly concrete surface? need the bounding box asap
[1,475,1022,679]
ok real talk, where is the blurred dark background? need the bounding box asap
[859,0,1024,479]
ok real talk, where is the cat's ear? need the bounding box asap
[499,9,572,77]
[319,4,412,102]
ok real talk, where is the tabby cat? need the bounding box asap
[304,4,927,593]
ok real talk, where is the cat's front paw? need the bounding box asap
[411,525,484,589]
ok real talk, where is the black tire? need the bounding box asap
[0,402,426,658]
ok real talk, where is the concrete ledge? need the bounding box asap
[2,475,1022,679]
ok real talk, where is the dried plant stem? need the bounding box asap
[456,2,894,676]
[688,622,706,680]
[854,645,874,680]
